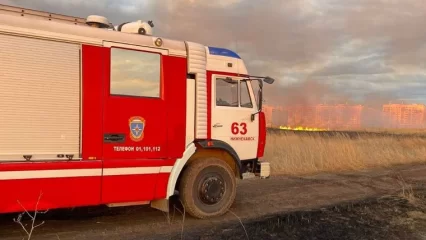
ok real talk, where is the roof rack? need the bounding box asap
[0,4,86,25]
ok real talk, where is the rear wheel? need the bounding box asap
[178,157,237,219]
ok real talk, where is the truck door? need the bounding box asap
[210,74,259,160]
[101,42,169,203]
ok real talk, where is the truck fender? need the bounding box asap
[166,143,197,199]
[165,140,242,199]
[195,139,243,179]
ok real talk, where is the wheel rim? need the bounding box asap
[198,175,226,205]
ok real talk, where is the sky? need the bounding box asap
[2,0,426,106]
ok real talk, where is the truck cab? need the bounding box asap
[205,46,271,175]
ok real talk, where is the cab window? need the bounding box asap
[215,77,254,108]
[216,78,238,107]
[240,80,253,108]
[110,47,161,98]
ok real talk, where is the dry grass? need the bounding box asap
[264,131,426,176]
[348,128,426,135]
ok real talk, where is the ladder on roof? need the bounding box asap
[0,4,87,25]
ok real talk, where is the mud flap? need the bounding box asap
[151,199,169,213]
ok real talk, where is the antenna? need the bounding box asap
[235,36,238,54]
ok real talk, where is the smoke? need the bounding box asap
[262,77,421,129]
[263,79,352,107]
[5,1,426,77]
[3,0,426,129]
[342,0,426,68]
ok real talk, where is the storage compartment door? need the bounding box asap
[0,34,81,162]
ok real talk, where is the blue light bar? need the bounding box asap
[208,46,241,59]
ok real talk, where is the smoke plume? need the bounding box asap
[4,0,426,129]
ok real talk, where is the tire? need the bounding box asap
[178,157,237,219]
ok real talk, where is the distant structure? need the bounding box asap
[284,104,364,130]
[264,103,426,130]
[382,103,426,128]
[262,105,285,127]
[262,105,274,127]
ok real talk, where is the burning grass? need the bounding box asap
[264,130,426,176]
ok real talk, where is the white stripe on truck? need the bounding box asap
[0,166,173,180]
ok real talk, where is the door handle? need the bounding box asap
[213,123,223,128]
[104,134,125,143]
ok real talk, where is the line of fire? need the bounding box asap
[263,103,426,131]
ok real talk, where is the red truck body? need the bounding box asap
[0,4,272,219]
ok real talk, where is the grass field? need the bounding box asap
[264,129,426,176]
[344,128,426,135]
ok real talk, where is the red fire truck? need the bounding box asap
[0,4,273,219]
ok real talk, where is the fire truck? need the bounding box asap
[0,4,273,219]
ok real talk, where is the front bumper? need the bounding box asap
[258,161,271,179]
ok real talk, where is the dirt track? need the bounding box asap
[1,163,426,240]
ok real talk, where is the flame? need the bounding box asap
[279,126,328,132]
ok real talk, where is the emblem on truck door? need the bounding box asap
[129,116,146,142]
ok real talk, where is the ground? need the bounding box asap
[183,192,426,240]
[1,163,426,240]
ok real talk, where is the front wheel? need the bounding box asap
[178,157,237,219]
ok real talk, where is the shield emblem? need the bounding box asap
[129,116,145,142]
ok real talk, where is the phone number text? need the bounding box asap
[113,146,161,152]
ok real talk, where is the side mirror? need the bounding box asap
[263,76,275,84]
[239,75,274,122]
[250,88,263,122]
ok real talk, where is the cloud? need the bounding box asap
[313,58,394,77]
[4,0,426,105]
